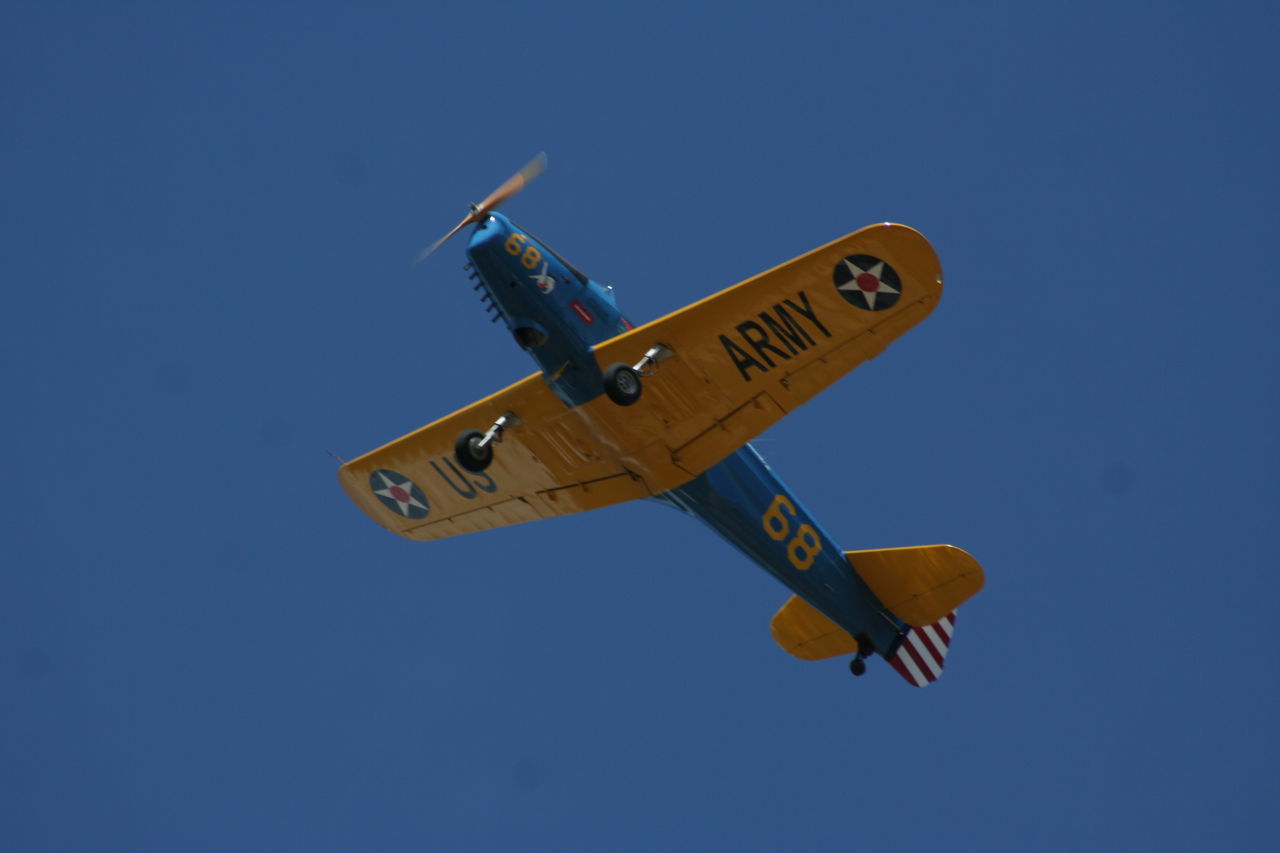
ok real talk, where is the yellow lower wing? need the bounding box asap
[341,223,942,541]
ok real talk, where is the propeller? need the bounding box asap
[414,152,547,264]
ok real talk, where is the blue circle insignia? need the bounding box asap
[369,469,430,519]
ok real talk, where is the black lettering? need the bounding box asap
[431,459,478,499]
[720,334,767,382]
[736,320,792,367]
[782,291,831,339]
[472,471,497,494]
[759,305,813,353]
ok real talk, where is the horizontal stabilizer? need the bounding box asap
[770,595,859,661]
[888,611,956,687]
[845,545,984,628]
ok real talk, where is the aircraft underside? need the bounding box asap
[343,155,984,686]
[650,444,906,663]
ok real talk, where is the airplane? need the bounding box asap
[340,154,985,687]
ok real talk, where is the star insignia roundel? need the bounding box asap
[833,254,902,311]
[369,469,430,519]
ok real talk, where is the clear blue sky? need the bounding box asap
[5,2,1278,850]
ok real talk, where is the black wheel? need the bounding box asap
[603,363,642,406]
[849,657,867,677]
[454,429,493,473]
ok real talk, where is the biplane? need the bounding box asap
[340,155,984,686]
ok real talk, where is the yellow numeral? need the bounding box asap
[760,494,821,570]
[787,524,821,571]
[762,494,794,541]
[504,232,543,269]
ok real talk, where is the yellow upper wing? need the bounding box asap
[340,223,942,541]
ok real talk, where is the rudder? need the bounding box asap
[887,611,957,687]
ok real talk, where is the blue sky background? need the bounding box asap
[5,1,1279,850]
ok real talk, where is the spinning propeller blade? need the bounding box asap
[414,152,547,264]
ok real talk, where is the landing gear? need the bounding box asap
[601,343,675,407]
[848,633,875,677]
[603,363,642,406]
[454,411,521,473]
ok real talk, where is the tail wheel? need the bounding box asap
[849,658,867,677]
[454,429,493,473]
[603,363,642,406]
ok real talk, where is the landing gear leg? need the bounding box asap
[632,343,674,376]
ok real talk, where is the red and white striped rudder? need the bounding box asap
[887,611,956,687]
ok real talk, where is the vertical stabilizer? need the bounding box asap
[887,611,956,687]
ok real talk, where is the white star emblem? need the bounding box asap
[371,470,429,517]
[837,258,900,310]
[531,261,555,294]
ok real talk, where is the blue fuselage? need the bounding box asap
[466,213,631,408]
